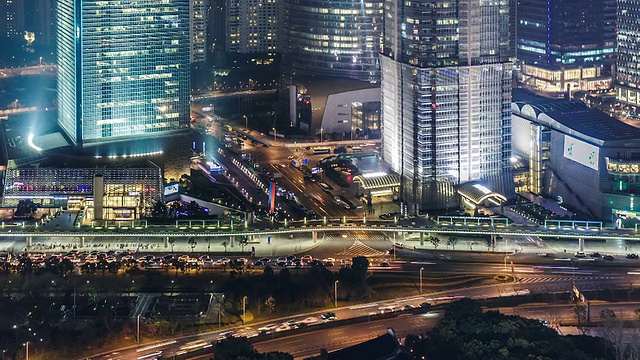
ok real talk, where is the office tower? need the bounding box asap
[282,0,384,83]
[23,0,54,49]
[226,0,280,53]
[1,0,25,40]
[617,0,640,113]
[380,0,513,212]
[517,0,615,94]
[56,0,191,145]
[190,0,208,63]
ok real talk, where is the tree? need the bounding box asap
[151,201,168,218]
[573,304,588,325]
[405,298,612,360]
[188,237,197,252]
[448,236,459,250]
[429,236,440,249]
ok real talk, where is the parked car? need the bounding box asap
[603,254,615,260]
[626,253,639,259]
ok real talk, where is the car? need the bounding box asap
[321,312,337,320]
[301,255,313,262]
[603,254,615,260]
[589,252,602,258]
[403,304,416,310]
[380,262,390,267]
[299,316,318,325]
[323,257,336,264]
[626,253,639,259]
[259,258,270,263]
[333,196,341,203]
[252,261,264,266]
[574,251,586,258]
[420,302,433,309]
[276,257,287,263]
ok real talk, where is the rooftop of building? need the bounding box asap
[512,88,640,143]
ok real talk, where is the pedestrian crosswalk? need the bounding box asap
[337,240,388,257]
[518,275,620,284]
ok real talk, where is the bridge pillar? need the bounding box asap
[79,236,85,248]
[420,233,424,246]
[312,231,317,243]
[230,236,235,248]
[26,236,32,248]
[578,238,584,252]
[164,237,169,248]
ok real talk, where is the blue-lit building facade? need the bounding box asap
[380,0,514,213]
[512,91,640,225]
[617,0,640,116]
[56,0,191,145]
[517,0,615,95]
[282,0,383,83]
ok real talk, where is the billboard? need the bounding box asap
[163,182,180,201]
[563,135,599,171]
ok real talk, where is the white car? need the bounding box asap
[298,317,318,325]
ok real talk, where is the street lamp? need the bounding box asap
[244,115,248,131]
[136,314,141,343]
[242,296,248,323]
[272,127,277,142]
[320,128,324,142]
[420,267,424,294]
[25,341,29,360]
[334,280,339,308]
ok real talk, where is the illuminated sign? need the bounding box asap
[163,183,180,197]
[563,135,599,170]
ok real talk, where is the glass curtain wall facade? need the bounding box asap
[617,0,640,112]
[517,0,615,93]
[282,0,384,83]
[381,0,513,212]
[2,168,162,218]
[56,0,191,145]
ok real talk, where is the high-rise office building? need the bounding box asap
[517,0,615,94]
[282,0,383,83]
[380,0,513,212]
[190,0,208,63]
[0,0,24,40]
[226,0,280,53]
[617,0,640,113]
[56,0,191,145]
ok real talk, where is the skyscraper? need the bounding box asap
[226,0,280,53]
[56,0,191,145]
[617,0,640,114]
[380,0,513,212]
[190,0,208,63]
[517,0,615,94]
[282,0,383,83]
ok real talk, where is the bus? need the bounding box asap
[312,146,331,154]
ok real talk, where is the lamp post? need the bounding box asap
[25,341,29,360]
[244,115,248,131]
[242,296,248,323]
[136,314,141,343]
[320,128,324,142]
[420,267,424,294]
[334,280,339,308]
[272,127,277,142]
